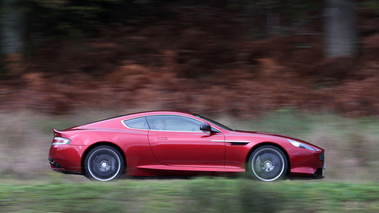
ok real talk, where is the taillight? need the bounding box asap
[52,137,71,145]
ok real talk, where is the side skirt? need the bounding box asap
[137,165,245,173]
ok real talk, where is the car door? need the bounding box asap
[147,115,225,167]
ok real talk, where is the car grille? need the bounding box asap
[319,151,325,161]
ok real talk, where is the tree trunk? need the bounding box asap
[1,0,24,74]
[267,10,280,36]
[324,0,357,58]
[1,0,24,55]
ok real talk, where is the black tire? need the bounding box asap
[84,145,124,181]
[247,145,288,181]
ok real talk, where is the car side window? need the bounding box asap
[146,115,202,132]
[123,117,149,130]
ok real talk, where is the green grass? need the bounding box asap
[1,178,379,212]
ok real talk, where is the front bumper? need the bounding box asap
[290,150,325,177]
[312,168,324,179]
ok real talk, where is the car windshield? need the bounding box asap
[193,114,234,131]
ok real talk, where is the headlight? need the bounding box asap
[288,139,317,151]
[52,137,71,145]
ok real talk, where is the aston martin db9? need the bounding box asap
[48,111,325,181]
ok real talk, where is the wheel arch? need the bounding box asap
[81,142,127,175]
[245,142,291,176]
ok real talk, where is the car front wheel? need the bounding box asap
[84,145,124,181]
[248,145,288,181]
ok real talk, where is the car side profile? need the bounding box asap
[48,111,325,181]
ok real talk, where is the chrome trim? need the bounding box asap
[149,129,203,133]
[211,140,250,144]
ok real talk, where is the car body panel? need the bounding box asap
[148,130,225,167]
[48,111,325,179]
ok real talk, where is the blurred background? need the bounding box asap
[1,0,379,207]
[2,0,379,116]
[2,1,379,212]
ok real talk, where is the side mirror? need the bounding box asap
[200,123,212,132]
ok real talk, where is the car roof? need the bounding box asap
[125,110,194,118]
[67,111,195,130]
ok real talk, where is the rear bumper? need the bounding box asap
[48,145,88,173]
[48,158,81,174]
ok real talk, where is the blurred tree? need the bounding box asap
[1,0,25,74]
[24,0,137,39]
[224,0,323,37]
[1,0,25,55]
[1,0,140,75]
[324,0,357,58]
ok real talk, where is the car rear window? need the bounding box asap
[123,117,149,130]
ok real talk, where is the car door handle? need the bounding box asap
[155,137,167,140]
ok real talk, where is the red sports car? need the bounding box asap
[48,111,325,181]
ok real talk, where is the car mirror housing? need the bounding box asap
[200,123,212,132]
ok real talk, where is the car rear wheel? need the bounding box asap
[84,145,124,181]
[248,145,288,181]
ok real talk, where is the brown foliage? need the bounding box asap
[2,5,379,117]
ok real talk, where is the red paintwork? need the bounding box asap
[48,111,324,178]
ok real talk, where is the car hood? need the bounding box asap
[234,130,299,140]
[233,130,323,150]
